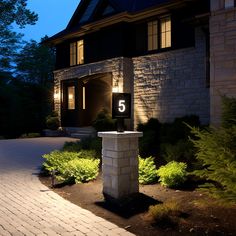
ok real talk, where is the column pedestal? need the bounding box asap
[98,131,143,200]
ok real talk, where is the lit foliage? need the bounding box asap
[139,156,158,184]
[42,150,100,184]
[190,95,236,203]
[191,126,236,202]
[157,161,187,188]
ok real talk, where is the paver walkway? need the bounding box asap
[0,138,135,236]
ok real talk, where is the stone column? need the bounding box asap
[98,131,143,200]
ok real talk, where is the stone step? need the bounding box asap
[70,133,94,139]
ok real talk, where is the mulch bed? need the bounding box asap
[39,174,236,236]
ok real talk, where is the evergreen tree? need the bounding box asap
[0,0,38,75]
[15,37,55,86]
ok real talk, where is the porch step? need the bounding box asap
[64,127,96,139]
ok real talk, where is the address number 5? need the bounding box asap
[118,100,126,113]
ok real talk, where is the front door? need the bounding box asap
[61,79,80,127]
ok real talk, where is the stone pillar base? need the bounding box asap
[98,131,143,200]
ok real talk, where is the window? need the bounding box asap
[70,42,76,66]
[70,40,84,66]
[161,16,171,48]
[68,86,75,110]
[77,40,84,64]
[148,21,158,51]
[147,16,171,51]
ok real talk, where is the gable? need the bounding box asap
[67,0,119,30]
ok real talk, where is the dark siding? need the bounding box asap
[56,43,70,69]
[55,1,209,70]
[84,23,126,63]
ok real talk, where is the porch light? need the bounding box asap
[112,79,119,93]
[54,91,60,100]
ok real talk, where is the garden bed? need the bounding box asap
[39,174,236,236]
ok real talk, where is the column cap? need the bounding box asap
[98,131,143,138]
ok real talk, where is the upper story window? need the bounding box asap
[148,16,171,51]
[70,40,84,66]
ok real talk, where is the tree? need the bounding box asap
[15,37,55,86]
[0,0,38,76]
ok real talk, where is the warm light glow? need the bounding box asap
[68,86,75,110]
[112,86,119,93]
[83,86,86,110]
[112,79,119,93]
[54,92,60,100]
[161,16,171,48]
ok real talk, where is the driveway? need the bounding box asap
[0,138,134,236]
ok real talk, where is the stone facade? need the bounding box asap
[133,27,210,127]
[53,57,133,123]
[54,28,210,128]
[210,0,236,126]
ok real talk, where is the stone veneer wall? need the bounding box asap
[210,0,236,126]
[133,28,210,127]
[53,57,133,125]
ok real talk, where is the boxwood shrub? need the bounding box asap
[42,150,100,184]
[157,161,187,188]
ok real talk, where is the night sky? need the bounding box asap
[15,0,80,42]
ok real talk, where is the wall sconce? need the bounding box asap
[54,90,60,100]
[112,79,119,93]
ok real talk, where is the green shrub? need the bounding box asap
[92,108,116,131]
[62,137,102,156]
[46,111,59,130]
[139,156,158,184]
[137,118,160,157]
[62,141,82,152]
[161,140,196,169]
[221,95,236,128]
[148,201,180,225]
[191,126,236,202]
[60,158,100,183]
[42,150,99,184]
[42,151,78,173]
[160,115,200,144]
[157,161,187,188]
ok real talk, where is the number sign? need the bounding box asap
[112,93,131,119]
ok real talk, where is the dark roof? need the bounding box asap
[111,0,172,13]
[45,0,195,44]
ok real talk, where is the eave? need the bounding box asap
[45,0,208,46]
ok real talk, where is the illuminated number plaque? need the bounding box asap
[112,93,131,132]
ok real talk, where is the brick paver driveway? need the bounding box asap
[0,138,134,236]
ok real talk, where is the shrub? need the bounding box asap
[160,140,196,169]
[221,95,236,128]
[160,115,200,144]
[46,111,60,130]
[137,118,160,157]
[139,156,158,184]
[92,108,116,131]
[62,137,102,156]
[60,158,100,183]
[42,151,78,173]
[42,150,99,184]
[191,126,236,202]
[148,201,180,225]
[157,161,187,188]
[62,141,82,152]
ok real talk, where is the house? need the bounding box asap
[46,0,236,131]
